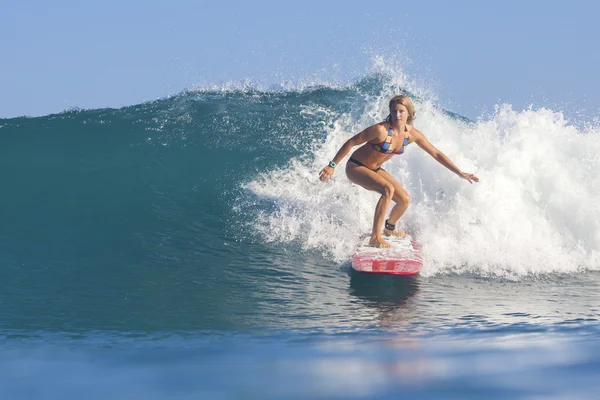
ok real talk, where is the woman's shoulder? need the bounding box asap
[364,122,388,135]
[406,124,425,144]
[373,121,390,132]
[358,122,387,143]
[406,124,423,136]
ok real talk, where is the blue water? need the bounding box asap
[1,74,600,399]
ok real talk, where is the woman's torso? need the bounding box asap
[350,122,413,170]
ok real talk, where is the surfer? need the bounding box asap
[319,95,479,248]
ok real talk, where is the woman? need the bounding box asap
[319,95,479,248]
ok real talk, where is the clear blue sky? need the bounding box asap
[1,0,599,122]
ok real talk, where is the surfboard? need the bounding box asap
[351,235,422,275]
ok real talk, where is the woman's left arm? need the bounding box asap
[413,129,479,184]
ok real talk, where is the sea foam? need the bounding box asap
[245,61,600,278]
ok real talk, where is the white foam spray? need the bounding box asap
[244,59,600,278]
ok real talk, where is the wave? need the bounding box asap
[1,67,599,279]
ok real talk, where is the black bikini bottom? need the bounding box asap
[348,157,382,173]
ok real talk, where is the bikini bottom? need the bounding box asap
[348,157,382,173]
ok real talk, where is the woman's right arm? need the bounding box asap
[319,125,380,181]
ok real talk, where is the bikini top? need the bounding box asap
[371,127,409,155]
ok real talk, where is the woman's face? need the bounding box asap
[390,103,410,124]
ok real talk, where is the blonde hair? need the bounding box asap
[385,95,416,125]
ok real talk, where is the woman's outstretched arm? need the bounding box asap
[414,129,479,184]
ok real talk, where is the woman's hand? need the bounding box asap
[319,165,335,182]
[460,171,479,183]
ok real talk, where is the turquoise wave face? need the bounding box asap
[0,87,348,238]
[0,78,401,331]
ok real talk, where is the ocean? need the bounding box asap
[1,72,599,399]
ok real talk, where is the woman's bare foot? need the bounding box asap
[383,228,407,238]
[369,235,391,248]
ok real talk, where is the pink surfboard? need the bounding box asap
[351,235,423,275]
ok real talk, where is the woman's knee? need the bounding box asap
[395,191,410,206]
[381,184,395,198]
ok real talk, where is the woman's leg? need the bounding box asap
[345,162,395,248]
[376,168,410,237]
